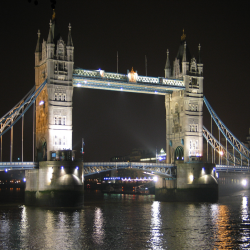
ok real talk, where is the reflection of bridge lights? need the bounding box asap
[153,176,158,182]
[242,179,247,186]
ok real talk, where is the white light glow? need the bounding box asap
[242,179,247,186]
[153,176,158,182]
[23,178,26,182]
[39,100,44,105]
[219,151,224,156]
[77,83,81,87]
[189,174,194,182]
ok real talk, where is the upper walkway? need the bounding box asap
[73,68,185,95]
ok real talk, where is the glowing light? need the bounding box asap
[76,166,79,170]
[5,169,7,172]
[219,151,223,156]
[153,176,158,182]
[242,179,247,186]
[77,83,81,87]
[202,167,205,175]
[120,87,123,91]
[189,174,194,182]
[61,166,64,170]
[39,100,44,105]
[23,178,26,182]
[216,172,219,178]
[154,91,158,94]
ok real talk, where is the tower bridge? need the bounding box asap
[0,15,249,205]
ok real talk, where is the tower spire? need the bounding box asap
[35,29,41,52]
[164,49,171,78]
[182,41,187,62]
[67,23,73,46]
[198,43,202,64]
[47,20,53,44]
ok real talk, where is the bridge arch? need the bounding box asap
[174,146,184,161]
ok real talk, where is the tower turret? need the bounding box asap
[164,49,171,78]
[182,42,189,75]
[197,44,203,75]
[35,30,41,66]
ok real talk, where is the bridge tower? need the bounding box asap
[165,31,203,163]
[34,13,74,161]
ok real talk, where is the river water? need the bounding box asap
[0,189,250,249]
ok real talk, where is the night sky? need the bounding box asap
[0,1,249,162]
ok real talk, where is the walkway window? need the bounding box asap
[58,117,61,125]
[62,117,66,125]
[63,94,66,101]
[54,117,57,125]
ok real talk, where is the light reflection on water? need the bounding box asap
[0,190,250,249]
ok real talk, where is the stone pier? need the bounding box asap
[155,162,218,202]
[25,161,84,207]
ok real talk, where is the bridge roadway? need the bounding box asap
[73,68,185,94]
[0,162,249,176]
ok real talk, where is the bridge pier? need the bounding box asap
[25,161,84,207]
[155,163,218,202]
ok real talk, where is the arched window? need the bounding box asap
[54,117,57,125]
[58,117,61,125]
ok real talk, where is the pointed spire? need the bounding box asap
[198,44,202,64]
[35,29,41,52]
[182,41,187,62]
[165,49,170,69]
[47,20,53,44]
[67,23,73,46]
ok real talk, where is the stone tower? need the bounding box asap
[34,13,74,161]
[165,31,203,163]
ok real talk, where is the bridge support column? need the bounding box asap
[25,161,84,207]
[155,163,218,202]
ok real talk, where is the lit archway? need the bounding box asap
[174,146,184,161]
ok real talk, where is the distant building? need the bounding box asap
[110,148,166,163]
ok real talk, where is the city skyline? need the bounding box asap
[0,1,249,162]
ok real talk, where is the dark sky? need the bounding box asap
[0,1,249,162]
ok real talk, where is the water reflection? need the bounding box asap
[92,207,105,245]
[240,196,250,248]
[149,201,163,249]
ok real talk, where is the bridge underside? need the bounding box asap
[83,162,176,178]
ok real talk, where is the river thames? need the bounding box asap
[0,188,250,249]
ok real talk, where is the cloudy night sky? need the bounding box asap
[0,1,249,162]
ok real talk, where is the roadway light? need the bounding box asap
[153,176,158,182]
[39,100,44,105]
[219,151,223,156]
